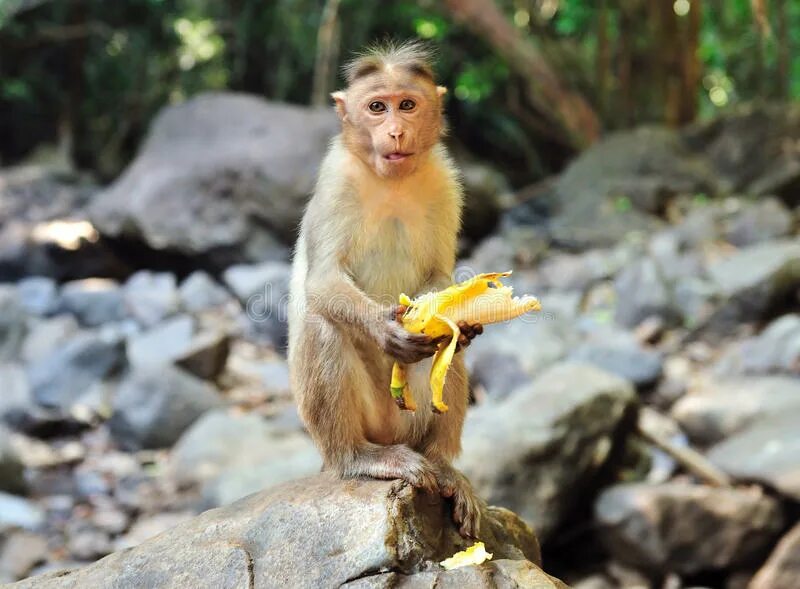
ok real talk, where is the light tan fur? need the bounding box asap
[288,41,481,536]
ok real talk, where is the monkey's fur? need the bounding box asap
[288,42,482,536]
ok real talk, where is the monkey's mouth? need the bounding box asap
[384,152,413,161]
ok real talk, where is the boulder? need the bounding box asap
[108,365,224,450]
[223,261,290,346]
[122,270,180,327]
[595,482,783,575]
[458,362,636,540]
[722,197,793,247]
[9,475,568,589]
[89,93,337,263]
[125,314,194,368]
[613,257,681,329]
[0,285,26,362]
[750,521,800,589]
[58,278,126,327]
[20,315,80,364]
[707,415,800,500]
[567,335,663,389]
[0,492,44,533]
[0,531,49,583]
[671,376,800,446]
[16,276,59,316]
[178,271,233,313]
[0,364,34,428]
[714,314,800,376]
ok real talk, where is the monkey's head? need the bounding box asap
[332,41,447,179]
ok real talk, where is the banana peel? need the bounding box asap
[440,541,493,570]
[391,272,541,413]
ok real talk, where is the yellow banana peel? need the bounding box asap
[391,272,541,413]
[440,541,493,570]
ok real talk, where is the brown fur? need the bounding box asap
[288,42,482,536]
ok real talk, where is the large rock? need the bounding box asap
[595,482,783,576]
[714,314,800,376]
[122,270,180,327]
[708,415,800,500]
[0,285,26,362]
[0,364,34,428]
[9,475,568,589]
[108,365,224,450]
[58,279,126,327]
[458,362,636,539]
[89,93,337,263]
[567,332,663,389]
[223,261,291,346]
[750,521,800,589]
[671,376,800,446]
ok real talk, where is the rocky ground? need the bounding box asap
[1,94,799,588]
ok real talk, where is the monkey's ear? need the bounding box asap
[436,86,448,97]
[331,91,347,121]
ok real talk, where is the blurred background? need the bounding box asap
[1,0,800,587]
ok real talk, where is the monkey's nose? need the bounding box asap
[388,129,404,139]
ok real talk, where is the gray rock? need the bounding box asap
[65,522,112,561]
[20,315,80,364]
[224,261,290,346]
[178,271,233,312]
[89,93,337,261]
[750,521,800,589]
[114,512,194,550]
[595,482,783,575]
[109,365,223,450]
[0,364,34,428]
[0,286,26,362]
[0,492,44,532]
[468,351,530,401]
[613,257,680,329]
[671,376,800,446]
[17,277,58,316]
[0,425,25,494]
[125,314,194,368]
[58,279,125,327]
[458,362,636,540]
[27,330,123,411]
[0,531,48,582]
[568,338,663,388]
[9,475,560,589]
[708,415,800,500]
[175,331,231,381]
[258,358,291,398]
[122,270,179,327]
[459,162,513,243]
[723,197,793,247]
[714,314,800,376]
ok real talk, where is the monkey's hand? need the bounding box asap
[455,320,483,352]
[377,306,440,364]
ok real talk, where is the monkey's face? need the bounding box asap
[334,72,446,179]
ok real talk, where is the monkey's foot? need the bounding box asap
[434,465,482,538]
[349,445,437,493]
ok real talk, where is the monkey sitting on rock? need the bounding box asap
[288,41,483,537]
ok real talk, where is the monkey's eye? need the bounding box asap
[368,101,387,113]
[399,99,416,111]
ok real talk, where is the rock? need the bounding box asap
[750,521,800,589]
[723,197,793,247]
[178,271,233,313]
[457,362,636,540]
[595,482,783,575]
[174,331,231,381]
[0,286,26,361]
[16,276,58,316]
[671,376,800,446]
[20,315,80,364]
[89,93,336,262]
[114,512,194,550]
[258,358,291,398]
[0,364,34,428]
[460,236,516,276]
[66,523,113,561]
[109,365,224,450]
[125,314,194,368]
[0,531,49,582]
[0,492,45,532]
[169,410,321,506]
[706,240,800,329]
[459,161,513,242]
[10,474,565,589]
[223,261,290,346]
[122,271,179,327]
[714,314,800,376]
[707,415,800,500]
[613,257,681,329]
[535,248,632,293]
[568,335,663,389]
[0,426,25,494]
[58,278,126,327]
[27,330,124,412]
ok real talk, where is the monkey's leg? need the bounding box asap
[420,356,483,537]
[295,321,436,492]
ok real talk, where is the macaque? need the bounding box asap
[288,41,483,536]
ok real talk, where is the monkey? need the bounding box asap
[288,41,483,537]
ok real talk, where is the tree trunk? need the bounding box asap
[311,0,342,107]
[596,0,611,118]
[442,0,601,149]
[776,0,790,98]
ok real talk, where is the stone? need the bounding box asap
[723,197,793,247]
[671,376,800,446]
[0,492,45,532]
[750,521,800,589]
[27,330,123,412]
[109,365,223,450]
[16,276,58,316]
[174,331,231,381]
[568,336,663,388]
[595,482,783,575]
[0,285,26,362]
[125,314,194,368]
[457,362,636,540]
[707,415,800,500]
[0,425,25,494]
[89,93,337,262]
[122,270,180,327]
[613,257,680,329]
[20,314,80,364]
[0,531,49,582]
[65,522,112,561]
[178,271,233,313]
[459,161,513,243]
[114,512,194,550]
[58,278,126,327]
[0,364,34,428]
[258,358,291,398]
[10,475,563,589]
[714,314,800,376]
[224,261,290,346]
